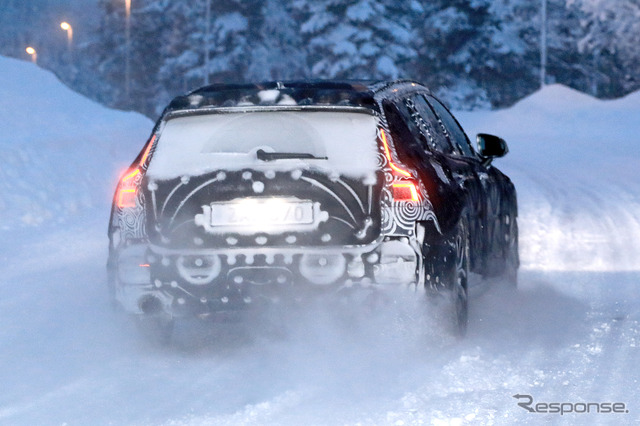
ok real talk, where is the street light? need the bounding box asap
[26,46,37,64]
[60,21,73,51]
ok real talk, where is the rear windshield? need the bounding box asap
[146,110,379,180]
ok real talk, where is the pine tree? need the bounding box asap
[481,0,543,106]
[0,0,74,67]
[410,0,496,108]
[69,0,640,115]
[86,0,166,114]
[245,0,309,81]
[295,0,418,79]
[569,0,640,97]
[154,1,205,112]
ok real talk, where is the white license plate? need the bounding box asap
[209,199,314,228]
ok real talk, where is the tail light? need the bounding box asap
[379,129,420,202]
[116,168,140,208]
[392,181,419,202]
[115,135,156,209]
[379,129,411,177]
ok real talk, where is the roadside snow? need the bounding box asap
[457,84,640,271]
[1,58,639,425]
[0,56,152,228]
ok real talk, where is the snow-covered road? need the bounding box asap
[1,56,639,424]
[2,221,638,425]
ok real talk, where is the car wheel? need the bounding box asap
[425,216,469,337]
[503,210,519,287]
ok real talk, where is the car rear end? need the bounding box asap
[109,105,427,318]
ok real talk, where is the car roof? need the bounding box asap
[163,79,431,115]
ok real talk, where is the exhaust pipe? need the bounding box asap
[139,295,164,315]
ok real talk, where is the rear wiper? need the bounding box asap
[256,149,327,161]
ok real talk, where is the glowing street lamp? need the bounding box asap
[25,46,37,64]
[60,21,73,51]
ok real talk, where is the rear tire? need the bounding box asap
[425,216,470,337]
[503,211,519,287]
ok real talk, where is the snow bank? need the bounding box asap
[456,84,640,271]
[0,55,152,229]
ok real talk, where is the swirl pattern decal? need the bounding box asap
[394,201,421,223]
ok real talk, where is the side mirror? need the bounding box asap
[476,133,508,162]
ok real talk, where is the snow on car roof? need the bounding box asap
[164,80,429,113]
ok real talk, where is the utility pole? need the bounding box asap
[204,0,211,86]
[125,0,132,101]
[540,0,547,88]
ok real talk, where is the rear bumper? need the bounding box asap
[113,238,423,316]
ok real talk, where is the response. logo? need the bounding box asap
[513,394,629,416]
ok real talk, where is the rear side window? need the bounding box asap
[381,100,424,166]
[409,95,453,155]
[426,95,475,158]
[382,100,418,146]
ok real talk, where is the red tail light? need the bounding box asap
[380,129,411,177]
[115,135,156,209]
[116,168,140,208]
[392,181,419,202]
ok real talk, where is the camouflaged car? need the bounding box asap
[108,80,518,339]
